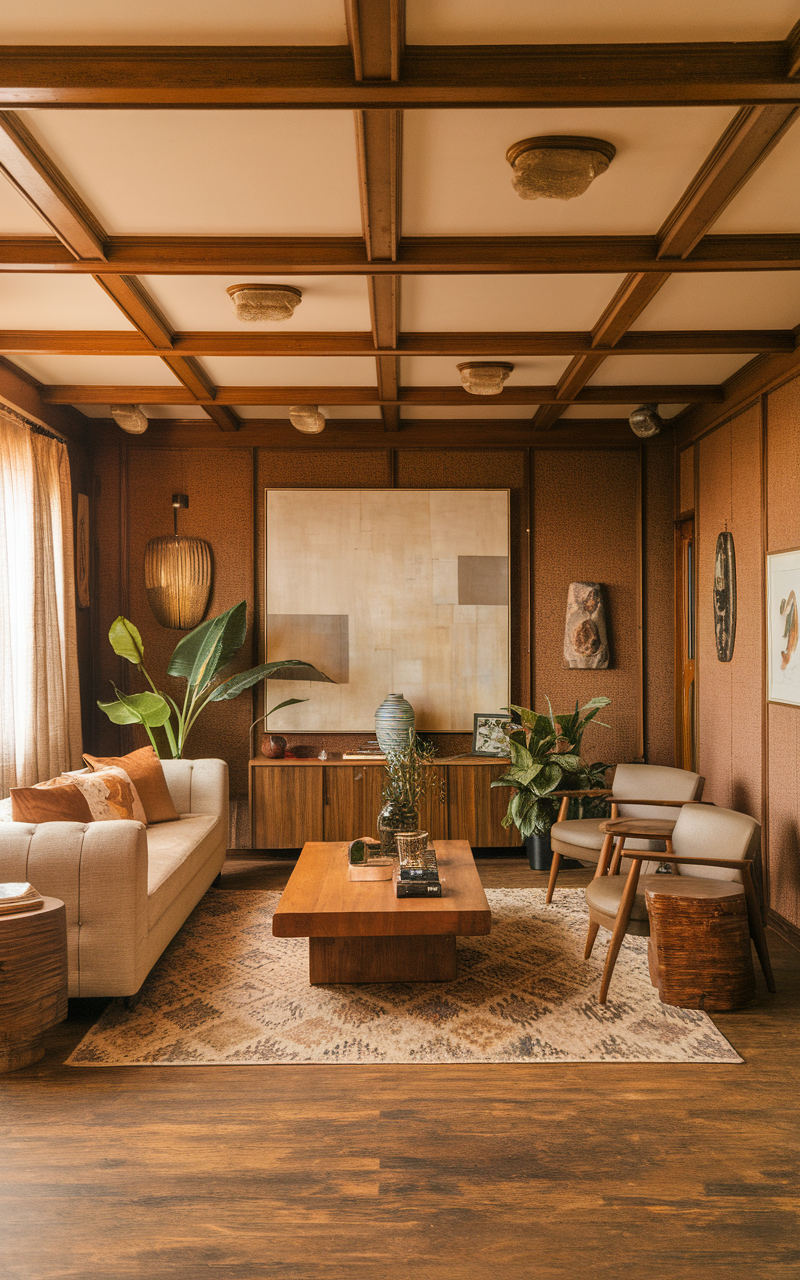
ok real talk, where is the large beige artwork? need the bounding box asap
[265,489,510,731]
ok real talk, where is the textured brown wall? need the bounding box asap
[766,378,800,931]
[89,439,675,819]
[679,445,695,515]
[532,448,642,767]
[696,405,763,823]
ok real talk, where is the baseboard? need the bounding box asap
[767,908,800,952]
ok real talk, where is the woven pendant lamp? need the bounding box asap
[144,495,213,630]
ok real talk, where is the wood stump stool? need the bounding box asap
[645,879,755,1011]
[0,897,68,1072]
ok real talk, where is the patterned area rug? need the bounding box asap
[67,889,742,1065]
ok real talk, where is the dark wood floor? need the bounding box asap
[2,854,799,1280]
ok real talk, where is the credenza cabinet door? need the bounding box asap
[252,766,323,848]
[323,766,385,842]
[447,764,518,847]
[419,765,448,841]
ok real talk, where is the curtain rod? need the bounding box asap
[0,402,67,444]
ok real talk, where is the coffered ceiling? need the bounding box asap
[0,0,799,440]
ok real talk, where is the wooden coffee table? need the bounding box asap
[273,839,491,984]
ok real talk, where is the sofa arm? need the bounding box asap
[0,819,149,997]
[160,758,229,825]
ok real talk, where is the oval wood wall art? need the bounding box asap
[563,581,610,669]
[713,532,737,662]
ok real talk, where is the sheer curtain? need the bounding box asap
[0,408,83,795]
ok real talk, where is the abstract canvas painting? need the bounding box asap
[264,489,510,731]
[767,548,800,706]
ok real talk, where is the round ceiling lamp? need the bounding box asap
[289,405,327,434]
[226,283,303,322]
[629,404,664,439]
[506,136,616,201]
[144,495,213,630]
[457,362,514,396]
[110,404,148,434]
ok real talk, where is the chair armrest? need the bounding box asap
[549,789,612,799]
[611,798,714,807]
[618,851,745,872]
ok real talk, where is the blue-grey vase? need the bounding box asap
[374,693,415,755]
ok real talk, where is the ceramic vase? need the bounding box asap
[261,734,287,759]
[525,834,552,871]
[374,693,416,755]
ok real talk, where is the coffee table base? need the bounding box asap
[309,934,458,984]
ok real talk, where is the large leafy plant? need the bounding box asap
[490,697,611,839]
[98,600,323,758]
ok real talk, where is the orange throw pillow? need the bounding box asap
[82,746,179,824]
[11,782,94,824]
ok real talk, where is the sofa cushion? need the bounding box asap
[10,781,93,824]
[83,746,179,825]
[146,813,223,930]
[551,817,667,854]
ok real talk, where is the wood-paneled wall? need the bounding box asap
[88,433,675,808]
[683,372,800,943]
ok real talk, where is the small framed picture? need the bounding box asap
[767,548,800,706]
[472,712,512,757]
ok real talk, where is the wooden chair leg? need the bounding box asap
[594,831,616,879]
[584,918,600,959]
[545,850,562,904]
[598,860,642,1005]
[608,836,627,877]
[742,866,776,993]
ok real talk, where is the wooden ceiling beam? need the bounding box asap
[2,234,800,274]
[0,111,105,260]
[41,383,723,406]
[92,275,173,348]
[2,42,800,108]
[0,329,792,356]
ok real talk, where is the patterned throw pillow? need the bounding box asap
[10,766,146,825]
[82,746,178,824]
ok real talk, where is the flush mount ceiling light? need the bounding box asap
[457,362,514,396]
[226,283,303,322]
[629,404,665,438]
[289,405,327,434]
[110,404,148,434]
[506,136,616,201]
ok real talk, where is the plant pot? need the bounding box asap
[525,834,552,871]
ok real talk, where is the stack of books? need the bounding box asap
[342,740,386,761]
[396,847,442,898]
[0,882,44,915]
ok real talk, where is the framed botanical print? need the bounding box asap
[472,712,512,757]
[767,548,800,706]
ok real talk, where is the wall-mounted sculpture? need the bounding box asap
[563,581,610,669]
[713,532,737,662]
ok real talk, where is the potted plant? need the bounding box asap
[377,732,442,856]
[491,697,611,870]
[98,600,329,758]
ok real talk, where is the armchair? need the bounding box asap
[584,802,775,1004]
[546,762,705,903]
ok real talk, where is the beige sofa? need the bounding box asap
[0,758,228,998]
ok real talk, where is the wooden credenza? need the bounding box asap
[249,757,519,851]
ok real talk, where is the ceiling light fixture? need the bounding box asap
[506,136,616,201]
[110,404,148,434]
[289,405,327,434]
[226,283,303,322]
[457,362,514,396]
[144,494,213,630]
[629,404,664,438]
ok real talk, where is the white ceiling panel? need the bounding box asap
[407,0,798,42]
[403,107,734,236]
[1,0,347,43]
[140,275,372,333]
[0,275,137,330]
[400,405,535,419]
[233,405,381,419]
[197,356,377,387]
[586,353,751,387]
[24,111,362,236]
[630,272,800,331]
[0,176,51,234]
[400,355,571,386]
[400,274,627,331]
[713,123,800,234]
[6,354,182,385]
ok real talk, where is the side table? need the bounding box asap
[645,879,756,1010]
[0,897,68,1072]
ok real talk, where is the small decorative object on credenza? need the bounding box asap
[563,581,610,669]
[472,712,512,756]
[343,740,386,761]
[374,693,415,755]
[713,532,737,662]
[261,734,287,759]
